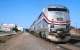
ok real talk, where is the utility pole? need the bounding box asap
[75,23,77,33]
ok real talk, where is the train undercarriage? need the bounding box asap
[38,29,71,43]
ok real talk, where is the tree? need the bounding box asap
[12,25,19,32]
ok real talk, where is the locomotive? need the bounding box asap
[29,4,71,42]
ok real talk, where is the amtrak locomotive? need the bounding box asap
[29,5,71,42]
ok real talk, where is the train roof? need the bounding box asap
[42,4,68,12]
[47,4,67,8]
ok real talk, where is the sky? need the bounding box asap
[0,0,80,28]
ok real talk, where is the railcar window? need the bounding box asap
[48,8,67,11]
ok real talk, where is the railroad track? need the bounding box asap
[45,38,80,50]
[29,32,80,50]
[57,43,80,50]
[55,39,80,50]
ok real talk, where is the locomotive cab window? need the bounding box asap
[48,8,68,12]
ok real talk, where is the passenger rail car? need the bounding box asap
[29,5,71,42]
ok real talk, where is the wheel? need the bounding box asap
[39,31,46,38]
[39,32,42,38]
[41,32,44,38]
[43,32,48,39]
[43,33,46,39]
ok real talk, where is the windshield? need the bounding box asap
[48,8,67,12]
